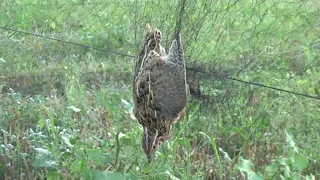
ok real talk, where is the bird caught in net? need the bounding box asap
[133,24,188,163]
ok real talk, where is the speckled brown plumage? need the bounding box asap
[133,24,187,163]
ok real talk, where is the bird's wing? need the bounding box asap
[133,27,187,122]
[136,51,187,120]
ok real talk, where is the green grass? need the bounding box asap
[1,0,320,179]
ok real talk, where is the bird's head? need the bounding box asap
[141,127,165,163]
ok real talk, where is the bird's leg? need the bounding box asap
[179,110,186,120]
[166,31,184,64]
[170,109,186,124]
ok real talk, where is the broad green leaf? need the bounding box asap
[236,157,264,180]
[102,152,113,165]
[283,164,291,177]
[237,157,253,173]
[125,173,138,180]
[84,170,124,180]
[88,150,105,166]
[62,135,74,148]
[293,154,309,171]
[70,159,81,173]
[33,149,57,168]
[249,172,264,180]
[285,130,298,153]
[79,159,88,172]
[47,171,59,180]
[84,170,93,180]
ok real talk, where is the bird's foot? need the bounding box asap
[171,110,186,124]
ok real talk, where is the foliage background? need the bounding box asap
[0,0,319,179]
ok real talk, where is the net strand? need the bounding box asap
[1,26,319,101]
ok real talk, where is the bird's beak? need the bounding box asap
[147,155,152,163]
